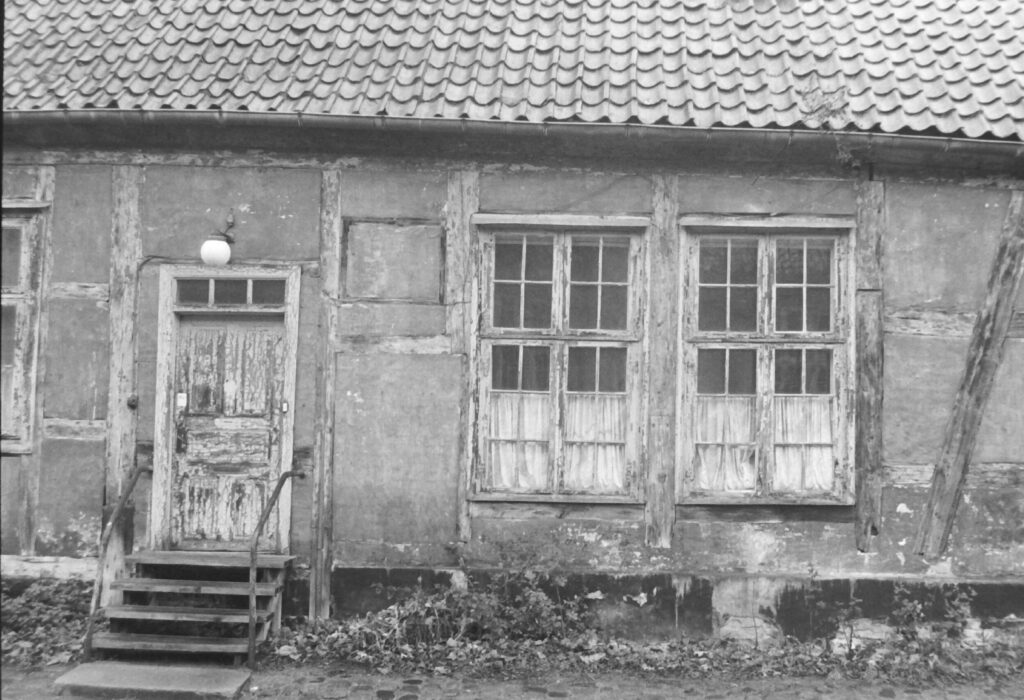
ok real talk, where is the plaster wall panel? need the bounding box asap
[883,334,964,465]
[884,185,1010,312]
[677,176,856,215]
[336,302,445,336]
[51,165,113,283]
[338,169,445,219]
[141,166,320,261]
[34,438,104,557]
[43,299,109,420]
[975,340,1024,462]
[333,354,462,557]
[480,170,651,214]
[345,223,442,301]
[2,166,38,199]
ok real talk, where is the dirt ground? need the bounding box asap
[4,663,1023,699]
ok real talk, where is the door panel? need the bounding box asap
[171,316,284,550]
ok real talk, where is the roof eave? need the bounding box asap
[4,109,1023,174]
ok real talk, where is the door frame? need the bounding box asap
[149,264,302,552]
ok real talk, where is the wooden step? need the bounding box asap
[91,632,248,654]
[110,578,278,596]
[127,550,295,569]
[103,605,272,623]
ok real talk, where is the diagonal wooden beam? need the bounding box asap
[914,190,1024,557]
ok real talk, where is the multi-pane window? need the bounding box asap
[479,232,642,498]
[681,230,852,503]
[1,215,42,453]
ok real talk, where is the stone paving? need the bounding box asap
[4,664,1023,699]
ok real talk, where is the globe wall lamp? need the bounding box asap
[201,211,236,266]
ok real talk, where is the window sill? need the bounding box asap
[679,494,855,506]
[470,492,641,505]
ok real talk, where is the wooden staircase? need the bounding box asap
[90,550,294,664]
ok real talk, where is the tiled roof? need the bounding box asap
[4,0,1024,140]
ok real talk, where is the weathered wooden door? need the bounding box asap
[170,315,286,550]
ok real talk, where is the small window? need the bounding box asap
[683,231,851,503]
[479,231,642,499]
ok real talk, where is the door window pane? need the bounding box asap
[251,279,286,305]
[214,279,248,305]
[1,305,15,365]
[730,287,757,331]
[177,279,210,305]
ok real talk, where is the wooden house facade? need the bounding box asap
[3,0,1023,639]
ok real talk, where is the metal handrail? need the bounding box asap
[248,469,305,669]
[83,462,151,659]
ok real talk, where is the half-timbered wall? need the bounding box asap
[2,148,1020,609]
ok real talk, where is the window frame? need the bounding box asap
[1,211,45,454]
[677,218,855,505]
[472,219,648,503]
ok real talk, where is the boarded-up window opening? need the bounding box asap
[479,231,644,499]
[682,231,852,504]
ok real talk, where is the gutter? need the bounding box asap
[4,108,1023,163]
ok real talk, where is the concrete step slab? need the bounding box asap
[54,661,250,699]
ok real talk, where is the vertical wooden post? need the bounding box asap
[20,166,55,555]
[445,169,480,544]
[915,190,1024,557]
[310,170,342,620]
[100,165,143,605]
[645,175,679,548]
[854,179,885,551]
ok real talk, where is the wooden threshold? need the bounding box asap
[110,578,278,596]
[127,550,295,569]
[103,605,271,623]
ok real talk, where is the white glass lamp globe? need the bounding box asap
[200,236,232,266]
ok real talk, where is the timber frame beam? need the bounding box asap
[914,190,1024,557]
[854,179,885,551]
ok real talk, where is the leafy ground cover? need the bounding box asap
[1,578,91,667]
[2,573,1021,688]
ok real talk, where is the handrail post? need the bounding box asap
[83,462,151,660]
[248,469,305,670]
